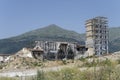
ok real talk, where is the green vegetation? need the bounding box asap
[109,27,120,41]
[62,59,67,65]
[35,70,45,80]
[0,24,84,54]
[32,59,120,80]
[0,25,120,54]
[79,57,86,62]
[109,27,120,52]
[0,63,7,69]
[22,58,43,67]
[1,58,120,80]
[0,77,17,80]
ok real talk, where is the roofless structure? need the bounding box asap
[85,16,109,56]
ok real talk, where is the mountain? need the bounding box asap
[0,24,120,54]
[14,24,85,41]
[0,24,85,54]
[109,27,120,52]
[109,27,120,41]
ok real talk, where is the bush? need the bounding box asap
[61,68,78,80]
[117,58,120,64]
[62,59,67,65]
[0,63,7,69]
[79,57,86,62]
[35,70,45,80]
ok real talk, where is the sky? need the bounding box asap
[0,0,120,39]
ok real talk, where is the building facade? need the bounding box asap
[85,17,109,56]
[31,41,87,60]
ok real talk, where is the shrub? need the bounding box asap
[62,59,67,65]
[79,57,86,62]
[61,68,80,80]
[0,63,7,69]
[35,70,45,80]
[46,71,62,80]
[117,58,120,64]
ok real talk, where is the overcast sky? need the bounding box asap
[0,0,120,39]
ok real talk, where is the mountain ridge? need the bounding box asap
[0,24,120,54]
[0,24,85,54]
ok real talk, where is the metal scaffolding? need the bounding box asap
[85,16,109,56]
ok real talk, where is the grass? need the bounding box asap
[0,58,120,80]
[0,77,17,80]
[31,59,120,80]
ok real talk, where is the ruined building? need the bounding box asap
[31,16,109,60]
[85,17,109,56]
[31,41,87,60]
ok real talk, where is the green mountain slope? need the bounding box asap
[0,25,120,54]
[15,24,85,41]
[108,27,120,52]
[0,24,85,54]
[109,27,120,41]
